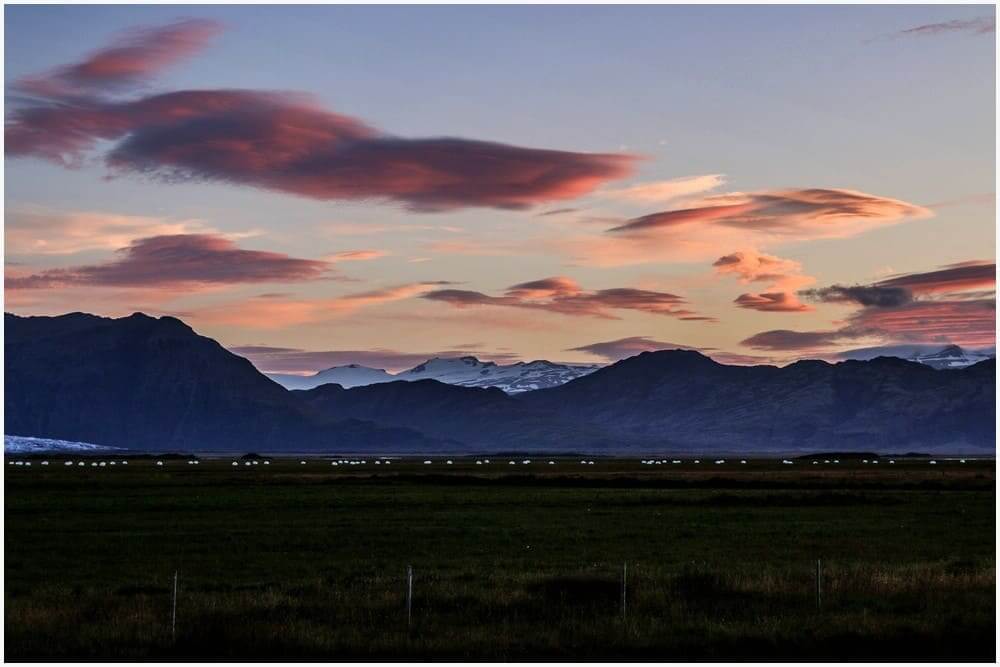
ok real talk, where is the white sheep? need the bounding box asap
[41,461,49,466]
[232,462,238,466]
[424,460,432,465]
[548,461,555,465]
[300,461,307,465]
[263,461,270,465]
[475,460,483,465]
[64,461,73,466]
[929,460,937,465]
[156,461,163,466]
[446,460,453,465]
[740,460,747,464]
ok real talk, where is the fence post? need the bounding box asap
[406,565,413,629]
[171,571,178,643]
[815,559,822,610]
[621,561,627,620]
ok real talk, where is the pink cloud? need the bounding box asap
[7,21,636,211]
[15,19,222,96]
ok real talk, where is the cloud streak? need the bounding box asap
[8,234,332,289]
[423,276,699,320]
[895,16,995,38]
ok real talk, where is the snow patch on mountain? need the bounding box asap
[5,434,121,454]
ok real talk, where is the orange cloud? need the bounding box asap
[190,282,451,329]
[602,174,725,204]
[713,249,815,313]
[545,188,930,267]
[323,249,388,262]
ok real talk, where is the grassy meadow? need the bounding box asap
[4,456,995,660]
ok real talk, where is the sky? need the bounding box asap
[4,5,996,374]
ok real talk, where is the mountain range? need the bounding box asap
[267,345,990,393]
[266,357,601,392]
[6,312,996,454]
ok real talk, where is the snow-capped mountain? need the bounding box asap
[837,344,995,370]
[5,434,121,454]
[397,356,602,393]
[267,356,602,393]
[909,345,995,370]
[268,364,396,390]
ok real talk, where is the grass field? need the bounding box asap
[4,456,995,660]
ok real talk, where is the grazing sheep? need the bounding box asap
[446,460,453,465]
[889,460,896,464]
[122,461,128,465]
[929,460,937,465]
[244,462,251,466]
[548,461,555,465]
[384,461,391,465]
[475,460,483,465]
[64,461,73,466]
[263,461,270,465]
[960,459,967,464]
[41,461,49,466]
[424,460,432,465]
[833,459,840,464]
[99,462,106,467]
[156,461,164,466]
[672,460,681,464]
[300,461,307,465]
[375,460,381,465]
[693,460,700,464]
[14,461,23,466]
[109,461,116,466]
[510,461,516,465]
[78,462,85,466]
[715,460,725,465]
[740,460,747,464]
[232,462,238,466]
[25,462,32,466]
[251,461,257,465]
[522,460,530,465]
[91,462,97,467]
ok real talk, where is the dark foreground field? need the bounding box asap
[5,456,995,660]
